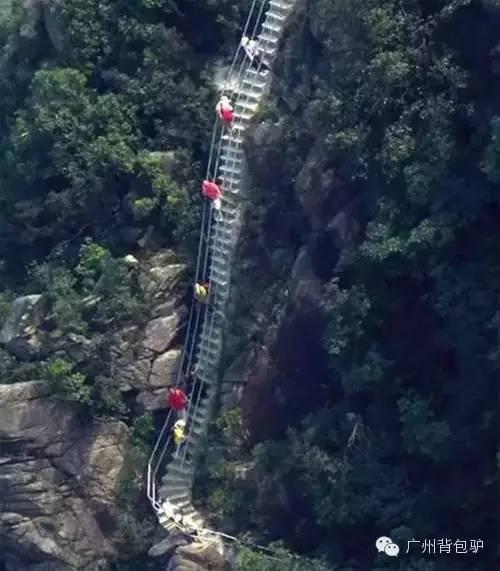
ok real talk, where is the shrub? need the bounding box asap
[75,240,112,291]
[117,414,155,505]
[130,412,155,451]
[131,197,156,221]
[93,379,128,418]
[29,262,86,334]
[236,545,326,571]
[45,358,91,405]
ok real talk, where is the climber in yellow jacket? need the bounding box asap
[194,282,210,304]
[172,419,187,447]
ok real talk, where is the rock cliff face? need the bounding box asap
[112,257,187,412]
[221,11,360,438]
[0,253,190,570]
[0,295,44,360]
[0,381,127,570]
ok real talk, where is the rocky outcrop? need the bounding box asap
[0,381,128,571]
[293,140,335,231]
[112,256,187,411]
[0,251,190,567]
[22,0,64,53]
[222,24,360,440]
[143,311,186,353]
[0,294,44,360]
[166,543,229,571]
[149,535,229,571]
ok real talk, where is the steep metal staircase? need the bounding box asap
[147,0,297,542]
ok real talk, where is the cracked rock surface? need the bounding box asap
[0,381,128,570]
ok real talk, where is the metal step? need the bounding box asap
[198,333,222,352]
[209,236,232,252]
[195,369,213,385]
[210,253,230,271]
[235,88,261,102]
[218,164,242,177]
[160,489,191,503]
[166,461,194,477]
[258,32,280,46]
[222,133,244,145]
[237,99,260,112]
[196,351,218,369]
[168,497,191,512]
[196,340,220,359]
[159,483,190,496]
[210,265,230,283]
[261,20,283,34]
[220,150,244,162]
[161,472,192,486]
[182,513,205,530]
[221,157,243,169]
[220,180,242,194]
[266,10,287,22]
[242,72,267,88]
[237,110,254,121]
[158,513,179,531]
[269,0,294,10]
[210,223,233,239]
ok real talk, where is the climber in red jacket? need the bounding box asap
[216,95,235,124]
[201,179,222,211]
[167,387,188,416]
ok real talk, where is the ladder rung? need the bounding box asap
[221,156,242,167]
[266,11,287,22]
[237,100,259,112]
[220,148,243,159]
[262,20,282,34]
[219,163,242,174]
[222,135,244,144]
[269,0,293,10]
[258,32,280,45]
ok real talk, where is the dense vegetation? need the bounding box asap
[1,0,500,569]
[201,1,500,570]
[0,0,249,276]
[0,0,250,389]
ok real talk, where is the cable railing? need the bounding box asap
[147,0,296,521]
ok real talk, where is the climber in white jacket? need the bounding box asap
[241,36,270,75]
[241,36,257,60]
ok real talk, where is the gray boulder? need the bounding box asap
[140,258,185,302]
[143,309,187,354]
[0,294,44,360]
[165,542,229,571]
[150,349,181,387]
